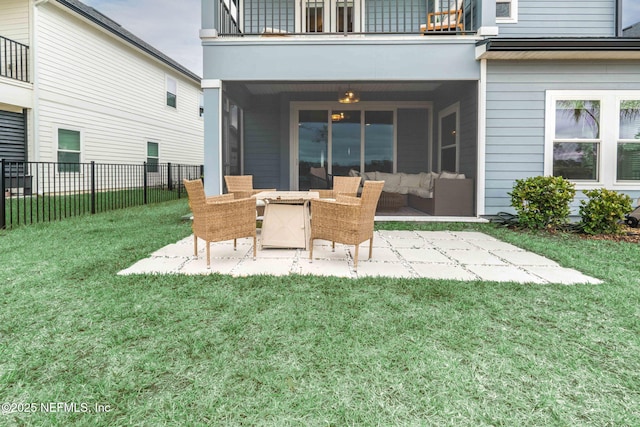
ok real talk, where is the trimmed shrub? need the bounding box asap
[579,188,633,235]
[509,176,576,230]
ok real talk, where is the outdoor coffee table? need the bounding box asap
[253,191,319,249]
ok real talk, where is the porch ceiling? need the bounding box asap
[240,81,442,95]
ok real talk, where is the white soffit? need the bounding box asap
[478,50,640,60]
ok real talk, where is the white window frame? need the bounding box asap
[496,0,518,24]
[545,90,640,190]
[147,141,160,173]
[166,75,177,108]
[438,102,460,173]
[56,126,83,174]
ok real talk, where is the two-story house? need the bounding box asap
[199,0,640,217]
[0,0,204,179]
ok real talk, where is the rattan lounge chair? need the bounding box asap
[309,180,384,270]
[184,179,257,268]
[311,176,362,199]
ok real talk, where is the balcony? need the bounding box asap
[216,0,477,36]
[0,36,29,82]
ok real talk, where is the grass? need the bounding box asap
[1,199,639,426]
[3,186,183,228]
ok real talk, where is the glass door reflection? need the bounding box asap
[331,110,361,176]
[298,110,329,190]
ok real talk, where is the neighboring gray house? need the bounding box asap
[623,22,640,37]
[199,0,640,217]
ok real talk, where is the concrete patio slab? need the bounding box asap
[118,230,603,284]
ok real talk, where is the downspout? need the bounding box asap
[476,58,487,217]
[616,0,622,37]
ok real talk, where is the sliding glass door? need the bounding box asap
[296,107,396,189]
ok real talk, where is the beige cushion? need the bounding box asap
[409,187,433,198]
[440,170,459,179]
[400,173,422,188]
[419,172,432,189]
[377,172,401,189]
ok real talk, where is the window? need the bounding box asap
[57,128,81,173]
[618,100,640,181]
[552,100,600,181]
[439,103,459,172]
[546,91,640,188]
[147,142,159,173]
[199,93,204,117]
[496,0,517,23]
[166,76,177,108]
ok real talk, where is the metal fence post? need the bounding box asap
[167,162,173,191]
[143,162,148,205]
[90,161,96,214]
[177,164,182,198]
[1,159,6,229]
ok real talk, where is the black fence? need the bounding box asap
[1,160,203,229]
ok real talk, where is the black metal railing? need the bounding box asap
[0,36,29,82]
[217,0,476,36]
[1,160,204,229]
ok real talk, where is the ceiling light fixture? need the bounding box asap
[338,89,360,104]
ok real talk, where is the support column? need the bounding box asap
[202,80,223,196]
[477,0,499,36]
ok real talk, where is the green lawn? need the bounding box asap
[1,200,639,426]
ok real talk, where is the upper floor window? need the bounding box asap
[57,128,81,173]
[546,91,640,188]
[496,0,518,23]
[166,76,177,108]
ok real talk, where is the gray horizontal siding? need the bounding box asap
[243,95,283,189]
[243,0,295,33]
[365,0,427,33]
[498,0,616,37]
[484,60,640,215]
[397,108,430,173]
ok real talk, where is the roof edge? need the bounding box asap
[56,0,201,83]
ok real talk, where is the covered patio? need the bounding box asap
[217,80,480,217]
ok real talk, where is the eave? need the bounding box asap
[476,37,640,60]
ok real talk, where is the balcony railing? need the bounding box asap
[217,0,476,36]
[0,36,29,82]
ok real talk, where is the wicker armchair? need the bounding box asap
[224,175,276,216]
[311,176,361,199]
[183,179,256,268]
[309,180,384,270]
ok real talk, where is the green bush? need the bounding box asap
[579,188,633,235]
[509,176,576,230]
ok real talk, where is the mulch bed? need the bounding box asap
[577,225,640,243]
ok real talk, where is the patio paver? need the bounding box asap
[118,230,603,284]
